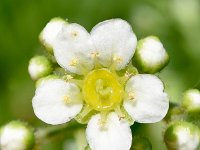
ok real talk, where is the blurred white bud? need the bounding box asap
[134,36,169,73]
[39,17,66,53]
[28,56,52,80]
[0,121,35,150]
[164,121,200,150]
[182,89,200,112]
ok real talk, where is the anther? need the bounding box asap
[91,51,100,59]
[115,106,125,120]
[71,31,78,37]
[113,56,123,63]
[63,74,73,81]
[125,71,132,78]
[128,92,135,101]
[63,95,70,104]
[69,58,78,66]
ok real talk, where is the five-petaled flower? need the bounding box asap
[31,18,169,150]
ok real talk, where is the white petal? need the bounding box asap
[123,74,169,123]
[40,18,66,49]
[53,23,95,75]
[32,79,83,125]
[86,112,132,150]
[91,19,137,70]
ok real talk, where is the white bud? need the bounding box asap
[28,56,52,80]
[164,121,200,150]
[0,121,35,150]
[39,17,66,53]
[182,89,200,112]
[134,36,169,73]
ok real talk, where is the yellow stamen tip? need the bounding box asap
[113,56,123,63]
[70,58,78,66]
[128,92,135,101]
[71,31,78,37]
[63,95,70,104]
[66,75,73,81]
[91,51,100,58]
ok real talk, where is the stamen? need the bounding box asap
[90,51,102,69]
[69,58,78,66]
[63,95,70,104]
[115,106,125,120]
[113,56,123,63]
[125,71,132,78]
[90,51,100,59]
[71,31,78,37]
[98,111,109,128]
[110,55,123,74]
[63,93,82,105]
[128,92,135,101]
[63,74,73,81]
[75,104,93,123]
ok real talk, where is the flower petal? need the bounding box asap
[86,112,132,150]
[123,74,169,123]
[32,79,83,125]
[53,23,95,75]
[91,19,137,70]
[40,18,66,51]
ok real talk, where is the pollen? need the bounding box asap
[69,58,78,66]
[91,51,100,58]
[71,31,78,37]
[63,74,73,81]
[125,71,132,78]
[63,95,70,104]
[128,92,135,101]
[113,56,123,63]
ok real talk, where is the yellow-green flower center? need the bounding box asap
[83,68,123,111]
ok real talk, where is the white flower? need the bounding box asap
[33,18,169,150]
[0,121,35,150]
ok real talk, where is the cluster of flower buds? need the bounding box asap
[164,89,200,150]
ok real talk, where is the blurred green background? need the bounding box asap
[0,0,200,149]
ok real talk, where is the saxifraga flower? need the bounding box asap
[30,18,169,150]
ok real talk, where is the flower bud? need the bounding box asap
[131,137,152,150]
[0,121,35,150]
[39,17,66,53]
[134,36,169,73]
[164,121,200,150]
[182,89,200,112]
[28,56,52,80]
